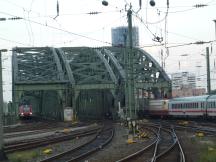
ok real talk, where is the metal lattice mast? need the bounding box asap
[126,5,135,119]
[0,51,3,159]
[0,50,7,160]
[206,47,211,94]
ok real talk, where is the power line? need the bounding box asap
[157,2,216,14]
[0,35,31,46]
[0,11,112,46]
[137,40,215,48]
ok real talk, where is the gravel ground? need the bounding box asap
[82,122,216,162]
[5,121,216,162]
[82,123,156,162]
[6,134,96,162]
[177,128,216,162]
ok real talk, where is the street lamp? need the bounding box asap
[0,49,7,160]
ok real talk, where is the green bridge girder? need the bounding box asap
[12,46,171,120]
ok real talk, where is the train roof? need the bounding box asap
[170,95,209,102]
[206,94,216,100]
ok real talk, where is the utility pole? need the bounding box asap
[0,49,7,160]
[126,4,135,119]
[206,47,211,94]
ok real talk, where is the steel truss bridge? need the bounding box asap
[12,46,171,120]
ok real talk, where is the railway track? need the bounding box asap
[148,120,216,136]
[39,124,114,162]
[116,124,185,162]
[5,125,102,153]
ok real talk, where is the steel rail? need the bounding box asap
[39,126,114,162]
[172,128,186,162]
[154,127,177,158]
[150,127,161,162]
[67,127,114,162]
[116,125,159,162]
[5,126,101,153]
[154,127,185,162]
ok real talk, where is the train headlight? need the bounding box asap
[30,112,32,115]
[21,112,24,116]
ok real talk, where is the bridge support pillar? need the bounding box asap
[72,89,80,121]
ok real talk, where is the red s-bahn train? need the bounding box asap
[18,100,33,118]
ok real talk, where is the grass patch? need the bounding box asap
[7,150,40,162]
[199,144,216,162]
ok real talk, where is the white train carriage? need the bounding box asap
[168,95,208,117]
[206,95,216,117]
[148,99,169,116]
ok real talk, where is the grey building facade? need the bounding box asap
[171,72,196,90]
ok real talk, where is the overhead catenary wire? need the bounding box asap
[0,11,113,46]
[0,35,32,46]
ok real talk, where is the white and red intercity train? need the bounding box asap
[147,95,216,118]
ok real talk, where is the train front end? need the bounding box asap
[19,104,33,118]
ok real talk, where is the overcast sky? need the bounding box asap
[1,0,216,101]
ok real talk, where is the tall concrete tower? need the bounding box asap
[111,26,139,47]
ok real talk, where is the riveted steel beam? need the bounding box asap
[56,48,75,85]
[95,49,117,84]
[75,84,115,90]
[14,83,67,91]
[103,49,126,80]
[50,47,64,81]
